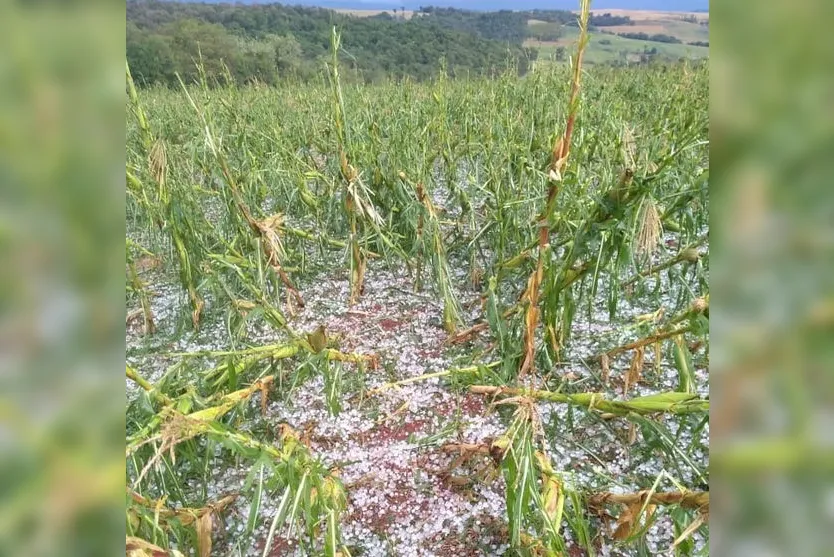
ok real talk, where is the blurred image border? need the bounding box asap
[0,1,127,555]
[2,0,834,554]
[711,0,834,555]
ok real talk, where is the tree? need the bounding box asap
[125,0,535,86]
[235,39,279,85]
[271,34,303,77]
[161,19,243,85]
[127,22,176,86]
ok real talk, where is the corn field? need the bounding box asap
[126,11,709,556]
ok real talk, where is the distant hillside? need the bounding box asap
[185,1,709,12]
[127,1,537,86]
[128,1,708,87]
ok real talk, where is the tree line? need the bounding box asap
[588,12,633,27]
[412,8,636,44]
[126,1,537,87]
[415,6,531,44]
[616,32,682,44]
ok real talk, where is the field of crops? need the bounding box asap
[126,14,709,557]
[528,27,708,66]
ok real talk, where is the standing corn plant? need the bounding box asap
[327,27,388,305]
[518,0,591,381]
[177,65,305,327]
[397,171,463,333]
[127,61,206,328]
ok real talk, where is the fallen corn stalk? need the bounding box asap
[168,338,376,366]
[363,362,499,397]
[621,234,708,287]
[128,489,238,526]
[446,306,521,345]
[127,536,184,557]
[163,338,377,388]
[281,224,379,257]
[126,375,275,456]
[364,369,454,397]
[127,365,173,406]
[129,417,347,555]
[471,386,708,415]
[589,489,708,512]
[602,325,693,359]
[601,296,707,360]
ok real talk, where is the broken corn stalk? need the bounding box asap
[471,385,707,415]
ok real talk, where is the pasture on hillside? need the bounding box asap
[527,27,708,66]
[126,10,709,557]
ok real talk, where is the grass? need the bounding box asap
[641,19,709,44]
[126,10,709,554]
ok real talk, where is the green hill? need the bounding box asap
[126,1,537,86]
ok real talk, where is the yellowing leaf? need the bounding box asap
[196,511,212,557]
[613,501,641,540]
[126,536,169,557]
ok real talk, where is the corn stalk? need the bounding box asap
[127,380,349,555]
[518,0,590,381]
[178,74,303,317]
[127,61,205,328]
[126,238,156,335]
[472,385,708,416]
[492,400,566,554]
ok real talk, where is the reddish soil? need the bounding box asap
[378,317,402,331]
[459,393,487,415]
[254,535,300,557]
[367,417,429,443]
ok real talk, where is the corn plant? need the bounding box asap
[127,62,206,328]
[127,360,352,555]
